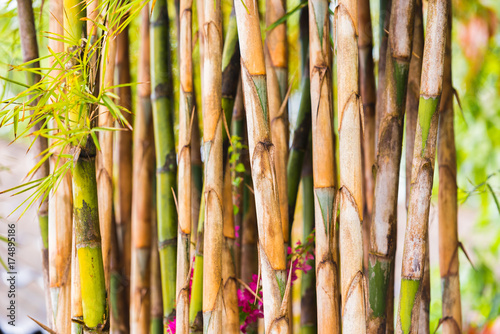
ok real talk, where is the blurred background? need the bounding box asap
[0,0,499,333]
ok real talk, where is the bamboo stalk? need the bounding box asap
[234,0,289,330]
[96,2,118,298]
[129,7,154,333]
[367,0,416,332]
[300,147,317,334]
[265,0,288,248]
[396,1,449,332]
[71,222,84,334]
[241,157,258,286]
[150,0,178,327]
[437,7,462,333]
[189,195,205,333]
[337,0,366,332]
[310,0,340,331]
[177,0,195,329]
[222,166,239,333]
[287,8,310,233]
[151,211,164,334]
[17,0,52,327]
[202,0,224,329]
[110,214,128,334]
[358,0,376,274]
[375,0,392,153]
[114,0,133,291]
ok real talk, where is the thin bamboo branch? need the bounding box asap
[234,0,289,330]
[202,0,224,329]
[129,7,154,333]
[337,0,366,331]
[396,1,449,332]
[438,6,462,333]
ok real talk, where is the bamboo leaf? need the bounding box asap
[266,1,308,32]
[486,183,500,216]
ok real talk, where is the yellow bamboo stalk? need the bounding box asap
[337,0,367,332]
[71,224,83,334]
[202,0,224,330]
[309,0,340,331]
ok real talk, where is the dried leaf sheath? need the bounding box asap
[177,0,194,330]
[150,0,178,326]
[309,0,340,332]
[368,0,416,332]
[202,0,224,330]
[337,0,366,332]
[438,7,462,333]
[397,0,449,333]
[234,0,288,331]
[129,7,154,333]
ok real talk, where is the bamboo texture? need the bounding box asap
[337,0,366,332]
[397,0,449,332]
[234,0,289,330]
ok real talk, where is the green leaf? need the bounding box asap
[266,1,308,32]
[486,183,500,216]
[235,163,245,173]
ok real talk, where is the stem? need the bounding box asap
[150,0,178,326]
[437,5,461,333]
[234,0,289,330]
[397,1,449,332]
[368,0,416,332]
[130,8,154,333]
[310,0,340,331]
[190,189,205,333]
[151,208,164,334]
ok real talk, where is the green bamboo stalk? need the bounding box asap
[71,220,84,334]
[150,0,178,328]
[300,146,316,334]
[177,0,195,329]
[287,7,310,233]
[310,0,340,331]
[397,1,449,332]
[437,6,461,333]
[234,0,289,330]
[151,205,164,334]
[17,0,52,327]
[367,0,416,332]
[189,190,205,333]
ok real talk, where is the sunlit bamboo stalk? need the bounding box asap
[397,1,449,332]
[437,6,462,333]
[189,194,205,333]
[368,0,416,332]
[310,0,340,331]
[234,0,289,330]
[202,0,224,329]
[150,0,178,327]
[177,0,195,329]
[337,0,366,331]
[129,7,154,333]
[151,213,164,334]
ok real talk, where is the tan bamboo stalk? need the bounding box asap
[375,0,392,152]
[337,0,367,332]
[265,0,289,248]
[309,0,340,331]
[358,0,376,273]
[48,0,72,331]
[397,0,449,332]
[129,7,154,333]
[115,4,133,284]
[177,0,195,329]
[96,6,118,294]
[438,8,462,333]
[48,171,73,334]
[202,0,224,330]
[222,166,239,333]
[151,214,164,334]
[196,0,205,102]
[367,0,416,332]
[71,224,83,334]
[234,0,289,330]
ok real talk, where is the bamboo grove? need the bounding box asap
[3,0,466,332]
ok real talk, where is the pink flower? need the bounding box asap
[167,318,176,333]
[235,225,240,239]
